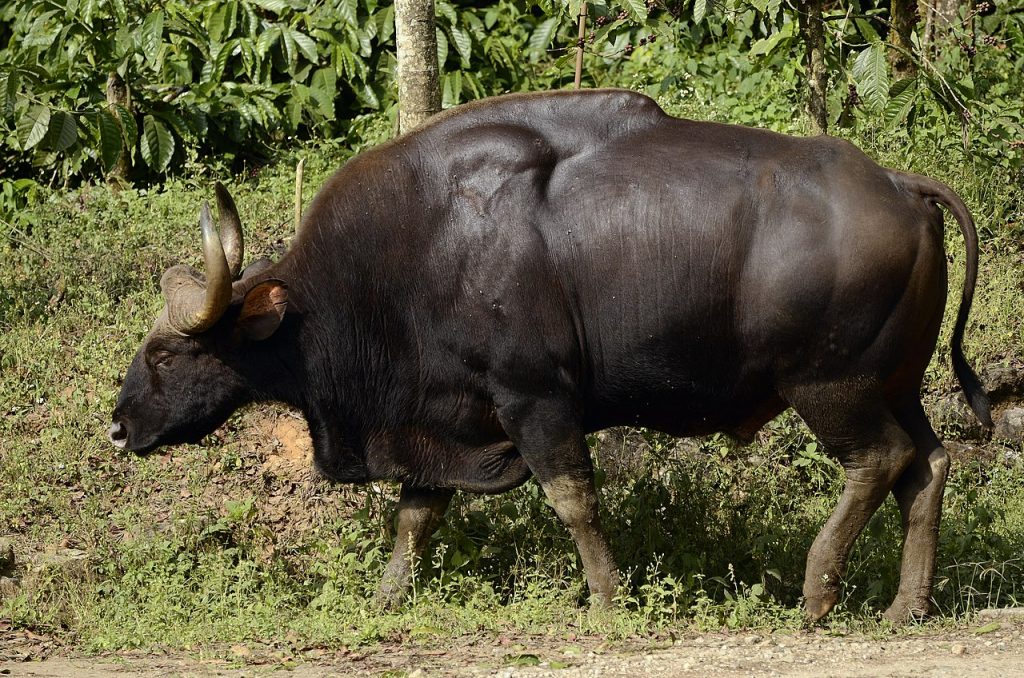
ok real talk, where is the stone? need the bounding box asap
[928,394,986,439]
[978,607,1024,621]
[994,408,1024,443]
[0,539,14,576]
[0,576,19,600]
[982,363,1024,403]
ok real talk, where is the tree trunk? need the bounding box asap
[890,0,919,78]
[798,0,828,135]
[923,0,960,52]
[105,72,131,182]
[394,0,441,134]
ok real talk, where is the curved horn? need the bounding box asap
[162,202,233,334]
[214,182,244,278]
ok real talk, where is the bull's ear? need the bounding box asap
[237,280,288,341]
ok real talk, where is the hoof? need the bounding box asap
[803,594,837,624]
[586,591,617,624]
[882,596,929,624]
[374,581,408,612]
[588,590,615,609]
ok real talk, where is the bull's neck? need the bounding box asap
[258,256,405,480]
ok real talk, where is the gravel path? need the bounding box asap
[3,613,1023,677]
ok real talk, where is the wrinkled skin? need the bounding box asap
[112,89,990,622]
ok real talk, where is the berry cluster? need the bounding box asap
[958,40,978,58]
[845,84,860,108]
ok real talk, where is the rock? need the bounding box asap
[27,547,90,582]
[994,408,1024,443]
[983,363,1024,403]
[928,394,986,439]
[944,440,990,462]
[0,576,19,600]
[0,539,14,576]
[978,607,1024,621]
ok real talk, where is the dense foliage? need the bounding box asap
[2,1,1022,224]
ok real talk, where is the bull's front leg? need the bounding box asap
[495,395,619,607]
[375,483,454,610]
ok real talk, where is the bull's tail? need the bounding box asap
[889,170,993,428]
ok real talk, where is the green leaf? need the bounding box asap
[97,109,123,172]
[436,27,448,66]
[249,0,289,14]
[18,104,50,151]
[450,26,472,65]
[81,0,99,25]
[281,27,298,69]
[209,39,238,82]
[290,29,318,63]
[693,0,707,23]
[528,17,558,53]
[377,5,395,42]
[140,114,174,173]
[359,81,379,110]
[1,71,17,119]
[854,18,880,43]
[110,0,127,22]
[310,67,336,119]
[505,654,541,667]
[621,0,648,22]
[115,105,137,150]
[208,4,229,43]
[436,1,458,26]
[43,110,78,152]
[749,20,795,57]
[852,42,889,111]
[337,0,357,24]
[884,77,918,127]
[256,26,281,57]
[140,11,165,68]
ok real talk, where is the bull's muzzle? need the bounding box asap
[108,420,128,449]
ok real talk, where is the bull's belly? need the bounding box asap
[583,387,785,442]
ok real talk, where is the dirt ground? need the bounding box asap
[3,611,1024,677]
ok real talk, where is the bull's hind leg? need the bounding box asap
[884,399,951,621]
[786,382,916,622]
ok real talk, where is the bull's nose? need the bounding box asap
[108,421,128,449]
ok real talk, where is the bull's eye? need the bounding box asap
[152,350,175,368]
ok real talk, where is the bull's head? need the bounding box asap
[108,184,288,453]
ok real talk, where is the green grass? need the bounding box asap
[2,74,1023,652]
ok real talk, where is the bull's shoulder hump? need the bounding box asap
[410,89,667,156]
[424,88,665,129]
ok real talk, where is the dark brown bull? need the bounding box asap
[109,89,990,621]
